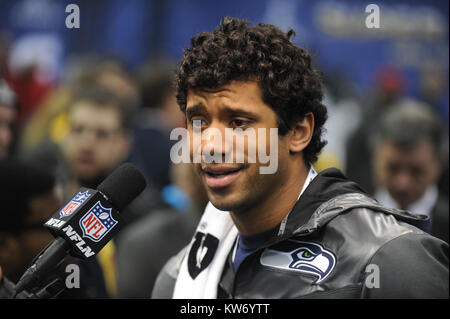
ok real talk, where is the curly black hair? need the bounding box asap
[176,17,328,164]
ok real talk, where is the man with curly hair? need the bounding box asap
[152,17,448,299]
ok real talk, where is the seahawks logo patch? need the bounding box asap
[260,240,336,283]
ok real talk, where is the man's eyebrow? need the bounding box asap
[221,106,259,119]
[186,104,206,118]
[186,104,259,119]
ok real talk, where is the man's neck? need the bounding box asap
[230,163,310,236]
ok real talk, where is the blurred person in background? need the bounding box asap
[133,57,184,133]
[373,101,449,243]
[94,59,140,114]
[62,81,163,221]
[314,70,362,173]
[116,162,208,298]
[60,85,133,298]
[16,57,138,170]
[127,57,184,192]
[0,159,112,299]
[2,34,58,129]
[61,81,162,223]
[0,159,63,285]
[61,83,163,297]
[345,65,405,194]
[419,63,450,197]
[0,78,17,159]
[62,85,132,196]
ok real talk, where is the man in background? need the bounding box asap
[60,85,133,297]
[62,85,132,196]
[128,58,183,192]
[0,159,113,298]
[0,160,63,285]
[373,101,449,243]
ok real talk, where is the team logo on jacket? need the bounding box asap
[79,201,117,242]
[60,191,90,218]
[260,240,336,283]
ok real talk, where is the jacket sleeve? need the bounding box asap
[0,276,16,299]
[361,232,449,298]
[151,246,187,299]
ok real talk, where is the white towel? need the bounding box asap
[173,202,238,299]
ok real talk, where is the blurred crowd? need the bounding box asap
[0,16,448,299]
[0,52,208,298]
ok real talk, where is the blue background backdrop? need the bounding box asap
[0,0,448,121]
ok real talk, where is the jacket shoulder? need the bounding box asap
[361,232,449,298]
[302,201,445,295]
[151,245,188,299]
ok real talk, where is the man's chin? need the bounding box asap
[392,195,414,210]
[209,200,237,212]
[207,191,250,213]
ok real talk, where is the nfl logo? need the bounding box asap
[79,201,117,242]
[60,191,90,218]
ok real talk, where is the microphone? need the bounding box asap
[14,163,147,296]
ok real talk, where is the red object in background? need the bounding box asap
[375,65,406,95]
[4,68,52,128]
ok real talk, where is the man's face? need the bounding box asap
[0,105,16,159]
[185,80,291,214]
[63,101,129,188]
[374,140,440,209]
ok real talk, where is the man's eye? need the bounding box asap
[96,129,109,139]
[71,125,84,134]
[410,166,425,178]
[192,119,207,128]
[230,119,250,127]
[387,164,400,175]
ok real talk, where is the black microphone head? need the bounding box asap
[97,163,147,211]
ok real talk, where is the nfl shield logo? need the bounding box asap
[60,191,90,218]
[79,201,117,242]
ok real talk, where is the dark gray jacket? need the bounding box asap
[152,168,449,299]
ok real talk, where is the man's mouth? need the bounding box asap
[202,166,242,189]
[76,155,95,168]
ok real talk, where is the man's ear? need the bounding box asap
[289,112,314,153]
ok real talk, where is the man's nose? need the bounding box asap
[200,122,232,161]
[392,170,413,191]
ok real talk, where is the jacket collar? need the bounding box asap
[261,168,429,248]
